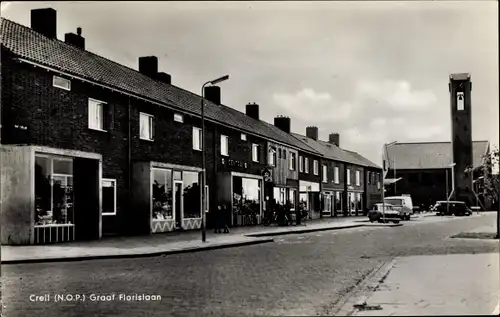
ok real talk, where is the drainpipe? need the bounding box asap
[128,98,132,233]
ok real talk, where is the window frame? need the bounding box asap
[139,112,154,141]
[313,160,319,175]
[322,165,328,183]
[53,75,71,91]
[174,113,184,123]
[289,152,296,171]
[457,92,465,111]
[299,156,304,173]
[102,178,117,216]
[220,134,229,156]
[347,168,351,185]
[334,166,340,184]
[305,157,309,174]
[241,133,247,141]
[192,127,202,151]
[355,170,361,186]
[268,147,277,166]
[252,144,260,162]
[88,98,107,132]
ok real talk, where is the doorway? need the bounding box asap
[173,180,183,229]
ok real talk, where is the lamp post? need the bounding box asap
[382,141,397,223]
[446,162,456,216]
[201,75,229,243]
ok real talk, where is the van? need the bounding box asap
[384,195,414,220]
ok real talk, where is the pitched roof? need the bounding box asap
[291,133,381,169]
[385,141,490,170]
[0,18,319,155]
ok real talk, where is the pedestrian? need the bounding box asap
[222,203,230,233]
[214,204,223,233]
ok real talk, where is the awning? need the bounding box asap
[384,177,402,185]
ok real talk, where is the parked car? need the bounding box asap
[368,203,400,224]
[384,195,414,221]
[432,201,472,216]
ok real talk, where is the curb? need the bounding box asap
[332,258,397,316]
[1,238,274,265]
[245,224,365,237]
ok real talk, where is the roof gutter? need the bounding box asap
[15,57,319,156]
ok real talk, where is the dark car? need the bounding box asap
[432,201,472,216]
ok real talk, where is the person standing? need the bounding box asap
[214,204,223,233]
[222,203,230,233]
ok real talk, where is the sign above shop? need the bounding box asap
[221,158,248,169]
[348,185,355,190]
[261,168,272,182]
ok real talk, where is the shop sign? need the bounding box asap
[261,168,272,182]
[221,158,248,169]
[348,185,354,190]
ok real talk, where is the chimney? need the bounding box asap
[155,72,172,85]
[31,8,57,38]
[274,116,291,134]
[138,56,158,78]
[204,86,221,105]
[329,133,340,146]
[246,103,259,120]
[64,27,85,50]
[306,126,319,141]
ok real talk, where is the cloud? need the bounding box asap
[356,79,438,111]
[272,88,352,122]
[405,125,445,140]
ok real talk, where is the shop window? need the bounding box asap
[221,135,229,156]
[299,193,309,211]
[305,157,309,173]
[290,153,296,171]
[88,98,106,131]
[192,127,202,151]
[183,171,201,219]
[174,113,184,123]
[347,169,351,185]
[102,179,116,216]
[152,169,173,221]
[289,189,296,210]
[356,170,361,186]
[299,156,304,172]
[140,112,154,141]
[252,144,260,162]
[334,167,340,184]
[313,160,319,175]
[53,75,71,91]
[268,147,277,166]
[233,177,261,226]
[34,155,74,226]
[322,165,328,183]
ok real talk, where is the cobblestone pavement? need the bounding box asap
[2,214,498,317]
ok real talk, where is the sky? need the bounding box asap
[1,1,498,165]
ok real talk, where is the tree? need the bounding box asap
[482,147,499,238]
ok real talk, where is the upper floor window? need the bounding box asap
[241,133,247,141]
[283,150,287,160]
[174,113,184,123]
[53,75,71,91]
[299,156,304,172]
[289,152,296,171]
[355,170,361,186]
[220,135,229,156]
[377,173,381,189]
[334,167,340,184]
[278,149,282,159]
[193,127,202,151]
[139,113,154,141]
[457,92,464,111]
[305,157,309,174]
[313,160,319,175]
[322,165,328,183]
[268,147,277,166]
[88,98,106,131]
[252,144,260,162]
[347,169,351,185]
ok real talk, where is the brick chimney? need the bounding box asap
[64,27,85,50]
[306,126,319,141]
[204,86,221,105]
[138,56,158,78]
[274,116,291,134]
[329,133,339,146]
[31,8,57,39]
[246,103,259,120]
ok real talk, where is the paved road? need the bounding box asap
[2,214,498,317]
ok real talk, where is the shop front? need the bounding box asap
[1,145,102,245]
[132,162,203,234]
[299,180,321,219]
[347,189,364,216]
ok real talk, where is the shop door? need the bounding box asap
[173,180,183,229]
[322,193,332,216]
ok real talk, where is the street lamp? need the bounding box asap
[201,75,230,243]
[446,162,456,216]
[382,141,397,223]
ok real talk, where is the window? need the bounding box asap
[322,165,328,183]
[299,156,304,173]
[289,188,296,210]
[183,171,201,219]
[283,150,287,160]
[174,113,184,123]
[278,149,282,159]
[347,169,351,185]
[140,113,154,141]
[334,167,340,184]
[53,75,71,91]
[152,169,173,221]
[457,92,464,111]
[268,147,277,166]
[313,160,319,175]
[241,133,247,141]
[192,127,202,151]
[305,157,309,173]
[88,98,106,131]
[377,173,381,189]
[220,135,229,156]
[252,144,260,162]
[289,153,296,171]
[356,170,361,186]
[102,179,116,216]
[368,172,371,185]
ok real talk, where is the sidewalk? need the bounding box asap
[337,253,500,316]
[1,216,397,264]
